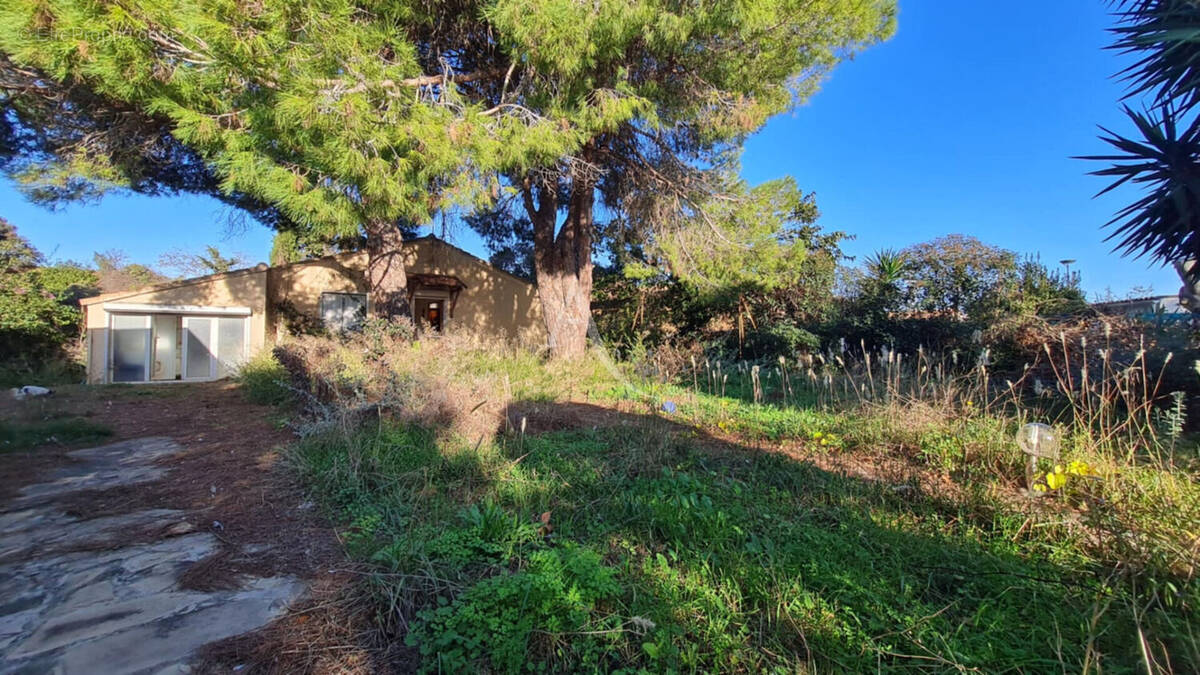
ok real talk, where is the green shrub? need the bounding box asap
[0,357,84,388]
[237,352,291,405]
[736,320,820,359]
[408,544,622,673]
[423,500,541,565]
[0,261,97,362]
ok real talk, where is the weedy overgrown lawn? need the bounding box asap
[295,418,1170,672]
[271,333,1199,672]
[0,416,112,452]
[0,393,113,453]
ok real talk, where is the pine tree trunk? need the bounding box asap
[523,177,594,360]
[364,219,411,319]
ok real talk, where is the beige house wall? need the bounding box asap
[268,238,544,342]
[267,251,369,340]
[81,237,545,384]
[404,238,544,342]
[82,268,269,384]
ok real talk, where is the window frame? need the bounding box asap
[319,291,369,333]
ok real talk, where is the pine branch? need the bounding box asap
[317,69,502,97]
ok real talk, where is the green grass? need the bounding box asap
[0,417,113,452]
[657,382,1028,478]
[293,412,1192,672]
[271,335,1198,672]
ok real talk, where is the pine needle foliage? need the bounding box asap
[0,0,896,241]
[635,175,823,298]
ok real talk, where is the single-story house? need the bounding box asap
[1092,295,1187,319]
[81,235,544,384]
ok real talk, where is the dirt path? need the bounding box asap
[0,384,344,673]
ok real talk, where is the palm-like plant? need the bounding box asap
[1084,1,1200,269]
[865,248,908,285]
[1084,105,1200,264]
[1110,0,1200,113]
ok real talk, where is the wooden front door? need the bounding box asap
[415,298,443,332]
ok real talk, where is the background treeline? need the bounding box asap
[1,218,96,383]
[594,231,1100,368]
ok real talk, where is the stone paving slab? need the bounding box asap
[7,438,182,509]
[0,508,187,565]
[0,437,307,674]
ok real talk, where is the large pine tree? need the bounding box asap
[0,0,895,356]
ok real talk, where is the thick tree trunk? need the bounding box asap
[364,219,410,319]
[522,176,595,359]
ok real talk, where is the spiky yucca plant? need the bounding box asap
[1083,1,1200,269]
[1110,0,1200,112]
[864,248,909,285]
[1085,105,1200,263]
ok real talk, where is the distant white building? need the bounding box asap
[1092,295,1186,318]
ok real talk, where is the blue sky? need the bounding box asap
[0,0,1179,299]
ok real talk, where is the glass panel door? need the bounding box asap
[215,317,246,378]
[111,314,150,382]
[183,317,215,380]
[152,315,179,380]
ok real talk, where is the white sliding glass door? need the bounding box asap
[183,316,249,380]
[183,317,215,380]
[215,317,247,378]
[152,315,179,381]
[110,314,151,383]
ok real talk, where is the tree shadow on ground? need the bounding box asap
[487,399,1140,672]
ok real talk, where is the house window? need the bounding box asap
[320,292,368,332]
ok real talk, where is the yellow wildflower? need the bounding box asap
[1066,460,1094,477]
